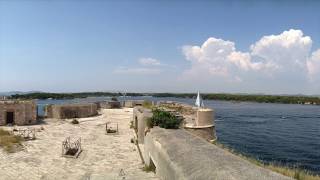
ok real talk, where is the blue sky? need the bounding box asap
[0,1,320,94]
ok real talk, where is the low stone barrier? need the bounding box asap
[95,101,121,109]
[133,107,152,144]
[45,103,98,119]
[144,127,292,180]
[123,100,145,108]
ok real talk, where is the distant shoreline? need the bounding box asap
[8,92,320,105]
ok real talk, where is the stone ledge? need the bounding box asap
[184,124,214,128]
[144,127,292,180]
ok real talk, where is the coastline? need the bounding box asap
[8,92,320,105]
[213,142,320,180]
[3,98,318,176]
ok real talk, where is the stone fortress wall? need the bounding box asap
[45,103,98,119]
[123,100,145,108]
[132,101,292,180]
[143,128,292,180]
[95,101,121,109]
[0,100,37,125]
[133,106,152,144]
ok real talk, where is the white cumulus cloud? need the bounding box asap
[250,29,312,71]
[182,38,234,78]
[307,49,320,81]
[228,51,265,71]
[182,29,319,85]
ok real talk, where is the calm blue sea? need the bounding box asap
[37,96,320,174]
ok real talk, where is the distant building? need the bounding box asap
[0,100,37,125]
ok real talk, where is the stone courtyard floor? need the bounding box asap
[0,108,158,180]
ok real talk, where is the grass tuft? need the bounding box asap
[129,121,134,129]
[142,100,153,109]
[142,165,155,173]
[0,128,24,153]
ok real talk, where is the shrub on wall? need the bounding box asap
[148,108,182,129]
[142,100,153,109]
[146,117,154,128]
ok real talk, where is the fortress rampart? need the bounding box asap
[132,101,292,180]
[143,127,292,180]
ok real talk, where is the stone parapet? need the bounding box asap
[133,107,152,144]
[144,127,292,180]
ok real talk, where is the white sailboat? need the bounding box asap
[195,91,204,108]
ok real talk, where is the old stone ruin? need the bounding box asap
[45,103,98,119]
[0,100,37,126]
[45,100,135,119]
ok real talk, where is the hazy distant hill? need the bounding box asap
[0,91,42,96]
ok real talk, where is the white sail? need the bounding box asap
[195,91,205,108]
[195,91,201,107]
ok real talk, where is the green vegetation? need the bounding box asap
[129,120,134,129]
[154,93,320,105]
[142,100,153,109]
[0,129,24,153]
[10,92,145,100]
[213,142,320,180]
[147,108,182,129]
[146,117,154,128]
[142,164,156,173]
[10,92,320,105]
[159,103,195,115]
